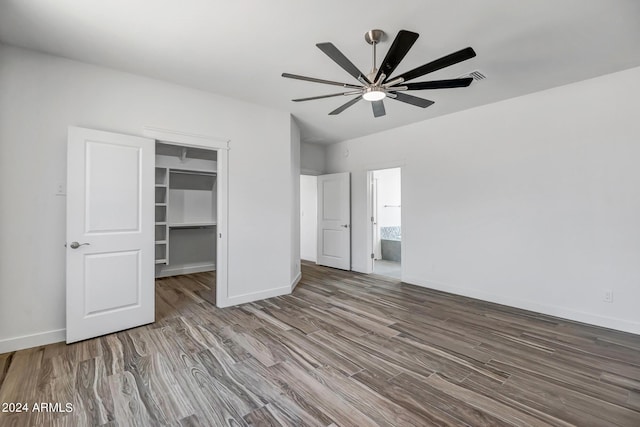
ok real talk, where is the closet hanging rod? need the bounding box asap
[169,169,216,177]
[169,225,215,230]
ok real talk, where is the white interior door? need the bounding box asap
[317,172,350,270]
[66,127,155,343]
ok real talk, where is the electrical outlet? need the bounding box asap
[55,182,66,196]
[603,289,613,303]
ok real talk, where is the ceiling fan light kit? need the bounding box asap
[362,88,386,101]
[282,29,476,117]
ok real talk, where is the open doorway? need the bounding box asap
[154,142,218,306]
[144,127,229,307]
[370,167,401,279]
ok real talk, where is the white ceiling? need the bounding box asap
[1,0,639,144]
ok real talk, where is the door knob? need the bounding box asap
[69,241,90,249]
[341,224,349,228]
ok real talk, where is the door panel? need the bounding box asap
[86,141,141,232]
[317,172,350,270]
[321,180,342,219]
[322,229,345,257]
[84,250,140,315]
[67,127,155,343]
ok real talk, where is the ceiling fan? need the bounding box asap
[282,29,476,117]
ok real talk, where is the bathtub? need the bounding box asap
[380,226,401,262]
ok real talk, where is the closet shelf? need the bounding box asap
[155,259,167,265]
[155,240,167,244]
[155,203,167,207]
[155,184,167,188]
[155,222,167,225]
[169,222,216,228]
[169,168,216,176]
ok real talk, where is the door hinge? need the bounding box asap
[371,253,375,259]
[371,216,374,222]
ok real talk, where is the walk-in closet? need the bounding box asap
[154,142,217,283]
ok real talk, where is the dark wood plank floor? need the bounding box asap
[1,263,640,426]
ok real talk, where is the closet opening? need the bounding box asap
[154,141,218,304]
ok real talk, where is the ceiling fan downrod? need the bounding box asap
[363,29,388,100]
[364,29,385,82]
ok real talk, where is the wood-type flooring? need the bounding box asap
[1,263,640,426]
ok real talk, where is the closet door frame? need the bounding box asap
[144,126,229,307]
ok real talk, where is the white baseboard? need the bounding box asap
[222,272,300,308]
[351,263,368,274]
[0,329,65,354]
[290,272,302,292]
[352,261,376,274]
[0,272,299,353]
[156,263,215,278]
[218,285,292,308]
[402,276,640,336]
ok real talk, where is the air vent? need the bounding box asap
[458,70,486,81]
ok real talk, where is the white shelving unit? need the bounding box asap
[155,142,217,278]
[154,167,169,265]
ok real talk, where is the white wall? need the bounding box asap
[290,119,301,287]
[326,66,640,334]
[374,168,402,228]
[300,175,318,262]
[0,44,298,352]
[300,141,326,175]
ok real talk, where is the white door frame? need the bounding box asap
[143,126,230,307]
[365,163,404,275]
[373,177,380,261]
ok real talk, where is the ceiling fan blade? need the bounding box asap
[393,47,476,83]
[293,91,362,102]
[372,100,386,117]
[329,96,363,115]
[282,73,362,89]
[317,42,371,84]
[376,30,419,83]
[391,92,435,108]
[404,77,473,90]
